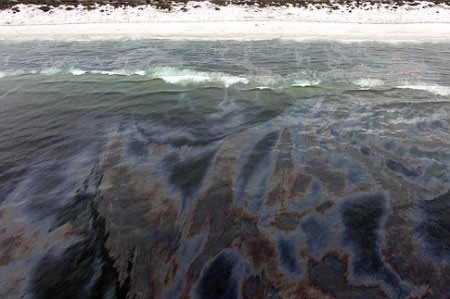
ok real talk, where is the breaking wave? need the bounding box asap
[0,66,449,96]
[149,66,249,87]
[353,78,384,89]
[0,67,250,87]
[291,79,321,87]
[395,85,450,96]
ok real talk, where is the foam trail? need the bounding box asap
[249,75,283,88]
[1,67,449,97]
[0,69,29,78]
[292,79,321,87]
[40,67,62,75]
[90,69,146,76]
[353,78,384,88]
[150,66,249,87]
[0,67,246,86]
[396,85,450,96]
[70,68,87,76]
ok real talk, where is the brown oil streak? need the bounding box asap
[304,155,346,196]
[301,129,347,196]
[98,134,181,299]
[181,131,284,297]
[333,136,443,292]
[149,143,172,157]
[271,211,300,231]
[241,271,280,299]
[307,252,389,299]
[32,112,447,298]
[0,229,24,266]
[290,174,313,197]
[288,115,446,295]
[265,128,298,208]
[315,200,334,214]
[184,180,280,296]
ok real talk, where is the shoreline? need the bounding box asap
[1,2,450,40]
[2,22,450,41]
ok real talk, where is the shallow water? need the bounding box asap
[0,40,449,298]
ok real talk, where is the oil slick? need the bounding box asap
[0,40,449,298]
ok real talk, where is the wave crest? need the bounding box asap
[353,78,384,88]
[0,67,449,96]
[292,79,321,87]
[150,66,249,87]
[396,85,450,96]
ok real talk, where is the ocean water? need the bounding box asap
[0,39,449,298]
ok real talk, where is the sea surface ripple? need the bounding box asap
[0,40,449,298]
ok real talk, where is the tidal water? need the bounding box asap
[0,39,449,298]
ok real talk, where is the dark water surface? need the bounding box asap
[0,40,449,298]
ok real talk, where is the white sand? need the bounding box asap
[0,1,449,40]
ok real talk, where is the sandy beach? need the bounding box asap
[0,1,450,40]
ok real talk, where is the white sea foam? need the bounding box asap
[353,78,384,88]
[160,74,211,84]
[0,69,28,78]
[250,75,283,88]
[150,66,248,87]
[221,75,249,87]
[90,69,146,76]
[90,70,113,75]
[396,85,450,96]
[0,67,249,87]
[292,79,321,87]
[70,68,87,75]
[2,67,448,96]
[40,67,63,75]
